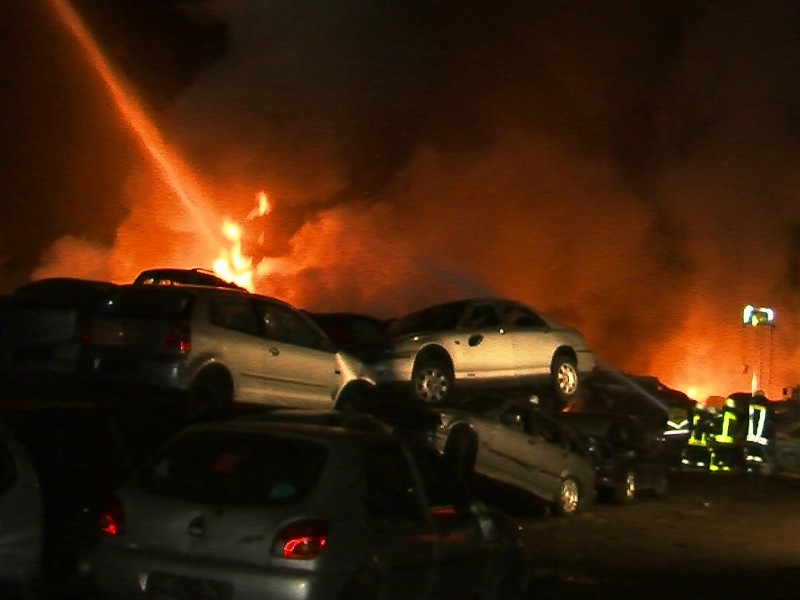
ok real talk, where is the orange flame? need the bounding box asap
[213,191,271,291]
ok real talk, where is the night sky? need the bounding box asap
[3,0,800,398]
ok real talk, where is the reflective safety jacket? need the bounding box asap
[746,402,771,447]
[665,407,690,438]
[687,411,711,447]
[711,407,739,446]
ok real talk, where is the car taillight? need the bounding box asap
[98,498,125,536]
[271,519,328,560]
[162,323,191,353]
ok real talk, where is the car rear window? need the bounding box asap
[137,430,327,507]
[102,289,194,319]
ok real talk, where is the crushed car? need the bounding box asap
[434,391,597,515]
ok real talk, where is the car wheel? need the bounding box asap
[615,469,637,504]
[444,429,477,478]
[553,476,581,516]
[412,361,453,404]
[551,355,579,403]
[185,370,233,421]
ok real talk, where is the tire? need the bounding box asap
[551,355,579,404]
[444,429,477,478]
[553,476,581,516]
[184,370,233,421]
[615,469,637,504]
[411,360,453,404]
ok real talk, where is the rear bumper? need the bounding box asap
[90,545,347,600]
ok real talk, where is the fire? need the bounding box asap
[213,191,272,291]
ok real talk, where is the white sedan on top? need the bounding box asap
[367,297,596,406]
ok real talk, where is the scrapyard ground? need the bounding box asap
[499,468,800,599]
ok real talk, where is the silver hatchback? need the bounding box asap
[89,420,529,600]
[85,285,376,417]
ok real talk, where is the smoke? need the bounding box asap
[30,0,800,397]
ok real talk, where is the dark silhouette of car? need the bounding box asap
[0,278,119,392]
[556,411,669,503]
[307,312,392,360]
[133,267,247,291]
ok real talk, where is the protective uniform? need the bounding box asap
[744,391,773,473]
[680,407,715,470]
[709,397,742,472]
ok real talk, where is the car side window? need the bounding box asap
[502,304,548,328]
[463,304,500,328]
[208,297,261,335]
[255,302,323,348]
[364,445,425,519]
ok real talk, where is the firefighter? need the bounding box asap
[709,397,744,472]
[744,390,774,473]
[680,406,715,470]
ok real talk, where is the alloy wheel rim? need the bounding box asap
[558,364,578,395]
[561,479,579,513]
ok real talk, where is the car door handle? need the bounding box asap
[268,347,280,356]
[468,334,483,347]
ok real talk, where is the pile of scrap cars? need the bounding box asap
[0,267,779,599]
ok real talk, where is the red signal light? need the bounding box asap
[162,324,191,353]
[272,519,329,559]
[98,498,125,536]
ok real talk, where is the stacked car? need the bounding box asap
[6,268,681,598]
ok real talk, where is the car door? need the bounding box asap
[480,402,552,499]
[452,301,515,381]
[526,411,579,497]
[500,302,559,379]
[363,443,439,599]
[250,299,342,407]
[405,444,498,599]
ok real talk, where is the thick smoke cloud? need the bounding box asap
[30,0,800,397]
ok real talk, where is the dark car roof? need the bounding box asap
[9,278,119,309]
[133,268,247,292]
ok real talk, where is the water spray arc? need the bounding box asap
[47,0,219,247]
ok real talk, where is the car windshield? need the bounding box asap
[101,288,194,319]
[137,430,327,507]
[388,300,469,337]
